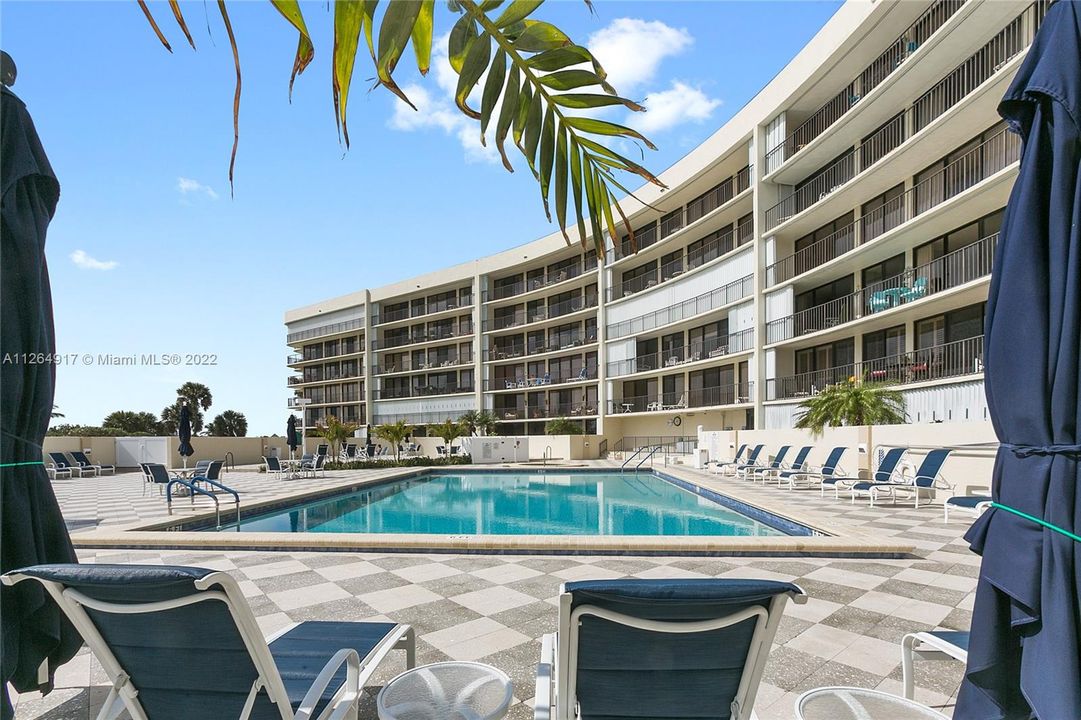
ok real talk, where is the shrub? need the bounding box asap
[324,455,472,471]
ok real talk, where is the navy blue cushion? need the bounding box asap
[926,630,969,653]
[947,495,991,508]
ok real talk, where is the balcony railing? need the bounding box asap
[486,334,596,361]
[375,356,471,375]
[490,295,598,331]
[287,317,365,343]
[488,259,596,302]
[688,226,737,270]
[766,232,997,343]
[375,295,473,325]
[766,335,984,400]
[762,0,967,174]
[611,383,752,414]
[376,382,475,400]
[766,127,1017,287]
[485,369,595,392]
[375,326,471,349]
[763,3,1042,232]
[606,328,754,377]
[496,402,596,421]
[607,274,753,340]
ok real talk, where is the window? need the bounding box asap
[687,226,735,269]
[796,276,854,313]
[620,261,657,295]
[686,177,735,223]
[795,339,855,374]
[660,250,683,281]
[659,208,684,238]
[737,214,754,245]
[619,221,657,257]
[493,274,522,299]
[860,183,905,242]
[793,212,855,274]
[863,326,906,361]
[661,332,684,363]
[862,253,906,288]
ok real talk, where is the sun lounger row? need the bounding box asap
[47,451,115,478]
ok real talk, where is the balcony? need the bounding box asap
[375,356,472,375]
[489,295,598,332]
[375,327,471,350]
[376,382,475,400]
[607,274,753,340]
[485,369,595,392]
[375,296,473,325]
[762,0,967,175]
[764,4,1041,233]
[486,334,597,362]
[610,383,753,414]
[766,127,1017,287]
[767,232,997,344]
[766,335,984,400]
[287,317,365,344]
[487,259,597,302]
[496,401,596,421]
[606,329,754,377]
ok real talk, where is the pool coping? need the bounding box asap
[69,465,917,558]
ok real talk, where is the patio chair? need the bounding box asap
[574,366,588,382]
[820,447,905,498]
[662,393,686,411]
[944,490,992,522]
[47,461,72,480]
[646,400,662,412]
[71,450,115,475]
[850,448,953,507]
[718,444,765,477]
[1,564,415,720]
[707,444,747,474]
[145,463,181,496]
[901,630,968,699]
[48,452,87,477]
[317,444,329,457]
[765,446,813,485]
[264,456,286,480]
[191,460,225,490]
[744,446,790,482]
[138,462,155,494]
[303,454,327,478]
[436,445,447,457]
[534,578,806,720]
[780,447,847,491]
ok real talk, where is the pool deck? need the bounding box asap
[14,461,982,719]
[63,463,917,557]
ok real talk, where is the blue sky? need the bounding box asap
[3,0,841,435]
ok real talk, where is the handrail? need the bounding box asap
[223,452,235,473]
[635,445,663,473]
[165,478,240,530]
[620,446,648,473]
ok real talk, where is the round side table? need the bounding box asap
[796,686,950,720]
[377,661,513,720]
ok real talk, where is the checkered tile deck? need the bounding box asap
[13,463,982,719]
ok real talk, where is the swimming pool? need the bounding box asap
[217,471,801,537]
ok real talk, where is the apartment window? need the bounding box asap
[620,261,657,295]
[458,342,473,363]
[584,248,598,270]
[459,285,473,305]
[863,326,906,361]
[383,301,408,321]
[494,304,521,329]
[686,177,735,223]
[917,303,985,348]
[793,212,855,275]
[585,351,598,377]
[660,250,683,281]
[796,276,854,313]
[737,214,754,245]
[662,373,684,405]
[661,332,684,363]
[619,221,657,257]
[410,298,426,317]
[584,318,597,342]
[860,183,905,242]
[687,226,734,269]
[659,208,684,238]
[689,320,727,357]
[341,337,357,355]
[795,339,855,374]
[526,331,546,354]
[915,210,1003,267]
[548,256,577,279]
[493,274,522,299]
[636,337,658,371]
[915,122,1009,214]
[862,253,906,288]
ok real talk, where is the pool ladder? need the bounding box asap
[621,445,662,473]
[166,477,241,530]
[542,446,553,468]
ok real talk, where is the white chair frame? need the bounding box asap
[901,632,968,700]
[2,570,414,720]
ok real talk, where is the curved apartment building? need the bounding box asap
[285,0,1048,441]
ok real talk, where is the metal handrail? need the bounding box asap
[635,445,664,473]
[620,446,648,473]
[223,452,235,472]
[166,478,240,530]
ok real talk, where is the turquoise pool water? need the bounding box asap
[222,471,788,536]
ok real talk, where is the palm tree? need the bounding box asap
[135,1,664,256]
[430,419,466,455]
[321,415,357,459]
[162,381,214,434]
[375,420,414,463]
[460,409,498,436]
[208,410,248,437]
[545,417,583,435]
[794,381,908,437]
[50,404,64,419]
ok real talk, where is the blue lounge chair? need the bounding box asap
[944,492,992,522]
[71,450,115,475]
[767,446,813,485]
[1,564,414,720]
[714,444,764,477]
[48,451,86,477]
[534,578,806,720]
[780,446,847,492]
[745,445,790,481]
[707,444,746,473]
[901,630,968,699]
[850,448,952,507]
[820,446,905,498]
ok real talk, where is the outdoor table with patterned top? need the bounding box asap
[377,661,513,720]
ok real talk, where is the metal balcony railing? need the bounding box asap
[375,326,470,349]
[496,402,595,421]
[375,294,473,325]
[488,260,594,302]
[610,383,752,414]
[766,335,984,400]
[765,151,856,230]
[607,274,753,340]
[762,0,967,174]
[660,208,684,239]
[486,334,597,361]
[688,226,736,270]
[375,382,475,400]
[375,356,471,375]
[765,127,1017,287]
[287,318,365,343]
[606,329,754,377]
[490,295,598,331]
[766,232,997,343]
[486,369,595,391]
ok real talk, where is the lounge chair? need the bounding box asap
[944,490,992,522]
[191,460,225,489]
[138,462,158,494]
[662,392,686,411]
[850,448,952,507]
[723,444,766,477]
[436,445,447,457]
[819,446,905,498]
[145,463,180,496]
[534,578,806,720]
[744,446,790,482]
[1,564,415,720]
[901,630,968,699]
[71,450,115,475]
[48,452,87,477]
[303,454,327,478]
[765,446,813,485]
[47,461,72,480]
[780,447,847,491]
[264,456,286,480]
[574,366,588,382]
[707,444,747,473]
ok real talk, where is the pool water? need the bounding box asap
[224,472,786,537]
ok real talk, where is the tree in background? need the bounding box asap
[161,381,214,434]
[46,425,124,437]
[208,410,248,437]
[102,410,161,435]
[460,409,499,436]
[321,415,357,459]
[375,420,414,463]
[430,419,467,453]
[50,404,63,419]
[135,1,664,258]
[545,417,583,435]
[794,381,908,437]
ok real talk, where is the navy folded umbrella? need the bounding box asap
[177,404,194,466]
[957,3,1081,718]
[0,83,81,717]
[287,414,298,457]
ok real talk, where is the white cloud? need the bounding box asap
[587,19,693,94]
[176,176,219,200]
[630,81,722,135]
[387,34,498,164]
[70,250,118,271]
